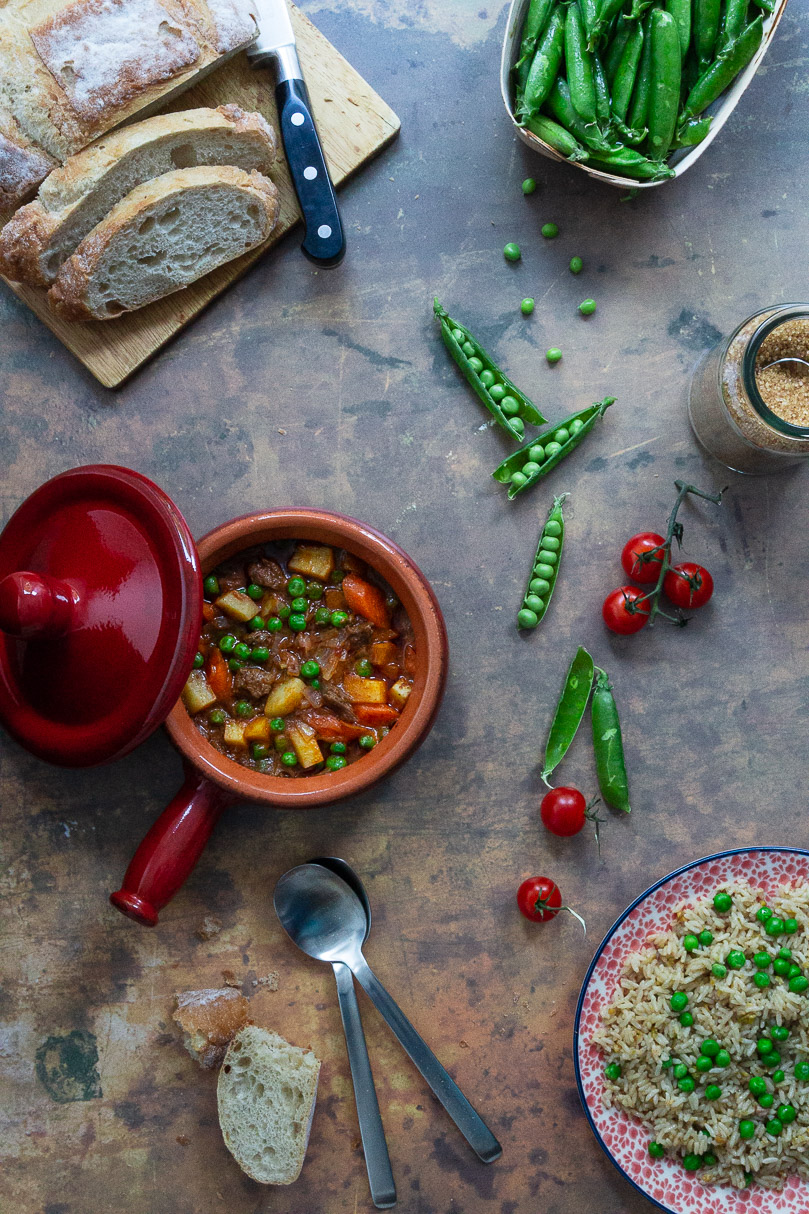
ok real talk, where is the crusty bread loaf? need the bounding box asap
[217,1027,320,1185]
[48,164,279,319]
[0,105,277,285]
[173,987,249,1069]
[0,108,57,217]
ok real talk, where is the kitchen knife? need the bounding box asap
[247,0,345,266]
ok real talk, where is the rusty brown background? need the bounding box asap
[2,2,809,1212]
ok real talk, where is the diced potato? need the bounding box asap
[215,589,262,623]
[370,641,398,667]
[264,677,306,718]
[389,677,413,709]
[344,673,388,704]
[244,716,271,743]
[324,588,347,610]
[285,721,324,769]
[288,544,334,581]
[223,720,247,749]
[182,670,217,714]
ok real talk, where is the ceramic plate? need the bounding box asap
[574,847,809,1214]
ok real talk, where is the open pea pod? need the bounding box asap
[492,396,615,499]
[434,300,546,442]
[542,646,595,784]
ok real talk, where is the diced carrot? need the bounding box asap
[370,641,398,666]
[342,574,390,628]
[354,704,399,726]
[300,711,367,742]
[206,648,233,701]
[202,602,216,622]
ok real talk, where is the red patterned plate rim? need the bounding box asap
[573,847,809,1214]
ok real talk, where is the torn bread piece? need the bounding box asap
[173,987,249,1069]
[217,1026,320,1184]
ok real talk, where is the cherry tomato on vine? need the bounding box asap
[602,586,651,635]
[663,563,714,609]
[540,787,587,836]
[517,876,562,922]
[621,532,666,584]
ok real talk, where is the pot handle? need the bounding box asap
[110,763,234,926]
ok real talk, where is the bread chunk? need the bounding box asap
[217,1026,320,1185]
[172,987,249,1069]
[0,110,56,215]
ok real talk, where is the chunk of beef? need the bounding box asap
[245,630,273,648]
[234,666,275,699]
[343,618,375,645]
[319,680,359,723]
[247,558,287,591]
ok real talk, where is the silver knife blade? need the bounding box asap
[247,0,296,58]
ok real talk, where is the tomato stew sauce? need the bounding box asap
[181,541,416,776]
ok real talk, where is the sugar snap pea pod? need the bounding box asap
[525,114,591,161]
[647,9,681,159]
[680,15,763,119]
[749,0,774,12]
[492,397,615,499]
[604,16,633,83]
[514,0,556,92]
[611,21,644,120]
[542,646,595,784]
[673,114,712,146]
[611,116,648,144]
[434,301,546,440]
[587,147,675,178]
[627,13,654,130]
[664,0,691,60]
[542,79,614,152]
[592,52,612,124]
[591,668,631,813]
[580,0,600,44]
[693,0,722,69]
[719,0,751,54]
[518,6,567,118]
[517,494,568,630]
[565,3,597,123]
[591,0,625,47]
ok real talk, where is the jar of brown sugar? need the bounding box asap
[688,304,809,474]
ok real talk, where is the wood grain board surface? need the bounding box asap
[2,4,400,388]
[2,1,809,1213]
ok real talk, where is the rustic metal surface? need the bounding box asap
[1,3,808,1212]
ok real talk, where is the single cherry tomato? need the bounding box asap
[517,876,563,922]
[602,586,651,635]
[621,532,666,584]
[663,562,714,609]
[540,787,587,836]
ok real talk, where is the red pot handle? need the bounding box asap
[110,762,234,926]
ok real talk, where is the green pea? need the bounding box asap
[468,356,484,374]
[702,1040,720,1057]
[779,947,793,959]
[569,256,583,274]
[784,918,799,934]
[267,616,283,632]
[773,1070,785,1083]
[234,700,252,718]
[251,646,270,663]
[245,583,263,601]
[490,383,506,403]
[763,1050,782,1069]
[579,298,597,315]
[698,930,714,946]
[648,1141,665,1159]
[757,906,772,923]
[462,341,476,357]
[355,659,373,678]
[682,1153,701,1170]
[529,578,551,595]
[289,613,307,632]
[228,659,243,673]
[500,395,520,417]
[661,1057,675,1068]
[765,1117,783,1137]
[232,643,250,661]
[754,972,771,989]
[795,1061,809,1080]
[544,441,563,458]
[192,651,205,669]
[521,298,535,315]
[521,461,542,478]
[739,1120,756,1140]
[534,563,556,580]
[673,1063,689,1079]
[754,952,771,969]
[749,1076,768,1096]
[251,742,269,760]
[546,347,563,363]
[765,916,784,936]
[537,549,557,566]
[695,1055,712,1072]
[218,634,237,653]
[553,428,570,444]
[788,963,802,978]
[527,444,545,463]
[274,734,288,752]
[569,418,584,435]
[314,607,331,625]
[270,717,285,731]
[544,519,562,537]
[290,596,307,612]
[301,660,321,679]
[712,964,727,979]
[203,575,220,597]
[287,576,306,597]
[789,975,808,993]
[773,958,791,976]
[359,735,376,749]
[683,934,700,952]
[758,1093,774,1108]
[704,1084,722,1100]
[702,1153,717,1167]
[331,569,345,583]
[330,742,347,754]
[539,535,560,551]
[604,1062,621,1080]
[248,614,266,631]
[278,605,291,620]
[714,1049,731,1068]
[480,369,496,389]
[209,709,226,725]
[511,472,528,490]
[517,608,538,629]
[771,1025,790,1042]
[777,1103,796,1124]
[326,755,347,771]
[513,420,526,439]
[522,177,537,194]
[281,751,298,767]
[678,1077,695,1093]
[757,1036,774,1055]
[726,950,746,969]
[713,892,733,912]
[541,222,558,238]
[504,242,521,261]
[306,581,323,601]
[330,611,348,627]
[679,1012,694,1027]
[524,594,545,613]
[451,328,465,343]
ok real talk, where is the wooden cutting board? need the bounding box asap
[3,5,399,388]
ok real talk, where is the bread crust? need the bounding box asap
[172,987,249,1070]
[48,163,279,320]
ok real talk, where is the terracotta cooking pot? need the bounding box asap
[110,508,448,926]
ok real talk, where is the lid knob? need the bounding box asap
[0,571,79,639]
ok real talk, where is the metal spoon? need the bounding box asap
[760,356,809,376]
[308,858,396,1208]
[274,863,502,1164]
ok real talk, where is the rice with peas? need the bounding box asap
[593,882,809,1190]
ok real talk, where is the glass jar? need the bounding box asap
[688,304,809,474]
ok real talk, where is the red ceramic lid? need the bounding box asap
[0,466,201,767]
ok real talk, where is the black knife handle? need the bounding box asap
[276,77,345,267]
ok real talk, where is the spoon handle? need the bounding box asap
[350,956,502,1164]
[333,963,397,1208]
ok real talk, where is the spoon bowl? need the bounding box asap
[274,863,367,964]
[760,355,809,376]
[308,855,372,942]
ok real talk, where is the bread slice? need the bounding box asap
[48,163,279,319]
[0,108,57,218]
[0,105,277,285]
[217,1026,320,1185]
[173,987,249,1070]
